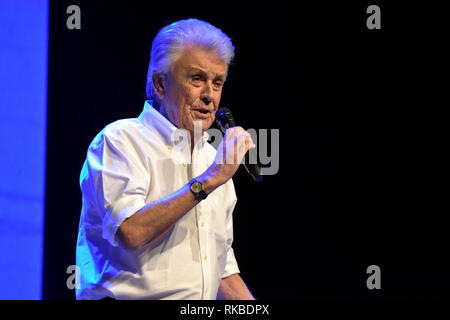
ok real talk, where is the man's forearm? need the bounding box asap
[118,174,217,251]
[217,274,255,300]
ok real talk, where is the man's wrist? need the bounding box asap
[196,174,217,195]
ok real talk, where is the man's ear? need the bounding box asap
[152,72,166,99]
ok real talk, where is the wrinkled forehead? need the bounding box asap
[172,45,227,77]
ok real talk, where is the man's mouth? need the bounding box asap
[192,107,211,114]
[191,107,213,119]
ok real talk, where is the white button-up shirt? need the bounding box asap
[76,101,240,300]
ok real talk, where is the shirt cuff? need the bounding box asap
[102,195,146,247]
[222,247,240,278]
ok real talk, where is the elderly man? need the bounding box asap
[76,18,255,300]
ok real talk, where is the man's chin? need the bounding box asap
[189,118,213,133]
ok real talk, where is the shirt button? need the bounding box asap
[201,222,205,227]
[205,288,208,293]
[182,163,187,167]
[167,145,173,151]
[204,254,207,260]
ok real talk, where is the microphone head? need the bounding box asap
[215,107,237,132]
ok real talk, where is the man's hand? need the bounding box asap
[217,274,255,300]
[199,126,255,193]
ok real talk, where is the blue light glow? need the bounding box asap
[0,0,48,299]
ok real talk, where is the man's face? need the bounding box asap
[158,46,227,134]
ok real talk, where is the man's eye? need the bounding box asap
[192,75,202,81]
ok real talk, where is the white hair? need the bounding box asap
[145,18,235,101]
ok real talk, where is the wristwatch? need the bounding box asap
[189,178,208,200]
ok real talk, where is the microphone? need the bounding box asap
[215,107,263,182]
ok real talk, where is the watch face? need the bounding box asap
[191,181,202,193]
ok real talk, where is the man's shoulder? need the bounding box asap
[89,118,142,147]
[103,118,142,138]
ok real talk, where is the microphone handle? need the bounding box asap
[243,158,263,182]
[218,121,263,182]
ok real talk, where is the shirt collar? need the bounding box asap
[138,100,209,147]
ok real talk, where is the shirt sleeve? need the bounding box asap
[222,180,240,278]
[82,127,149,247]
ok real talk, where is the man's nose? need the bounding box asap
[200,82,214,105]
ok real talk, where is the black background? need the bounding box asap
[43,0,449,299]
